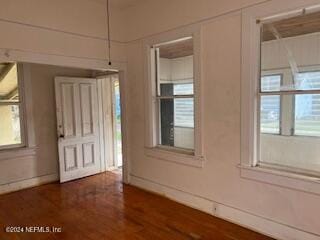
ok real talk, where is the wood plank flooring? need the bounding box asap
[0,172,274,240]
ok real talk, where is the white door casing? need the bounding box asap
[55,77,101,183]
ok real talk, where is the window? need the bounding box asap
[145,29,203,166]
[153,37,195,151]
[257,10,320,175]
[0,63,25,149]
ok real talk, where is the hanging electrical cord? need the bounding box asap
[106,0,112,65]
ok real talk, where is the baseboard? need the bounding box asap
[0,173,59,195]
[130,174,320,240]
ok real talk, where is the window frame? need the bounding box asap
[240,1,320,194]
[154,46,195,151]
[154,37,196,153]
[257,14,320,175]
[0,63,26,150]
[143,26,204,167]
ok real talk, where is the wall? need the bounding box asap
[0,0,127,64]
[124,0,320,239]
[0,63,92,186]
[122,0,268,41]
[0,0,127,190]
[0,0,319,239]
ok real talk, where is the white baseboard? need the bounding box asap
[0,173,59,195]
[130,174,320,240]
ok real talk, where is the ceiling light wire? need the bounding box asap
[106,0,112,65]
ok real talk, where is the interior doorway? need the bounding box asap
[54,70,125,182]
[0,48,129,184]
[99,73,123,174]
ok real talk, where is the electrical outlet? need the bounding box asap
[212,202,219,215]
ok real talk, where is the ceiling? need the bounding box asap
[90,0,147,10]
[262,11,320,41]
[110,0,145,9]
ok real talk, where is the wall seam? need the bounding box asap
[124,0,272,43]
[0,0,272,45]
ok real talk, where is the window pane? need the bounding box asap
[159,98,194,150]
[174,125,194,150]
[295,94,320,137]
[260,93,320,173]
[261,75,281,92]
[174,98,194,128]
[160,83,173,96]
[259,11,320,174]
[174,98,194,150]
[261,11,320,92]
[0,63,19,102]
[156,37,194,96]
[0,105,22,146]
[295,71,320,91]
[155,37,195,150]
[260,131,320,173]
[160,98,174,147]
[174,83,193,95]
[260,95,280,134]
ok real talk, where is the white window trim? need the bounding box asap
[240,0,320,194]
[0,63,36,160]
[143,25,205,167]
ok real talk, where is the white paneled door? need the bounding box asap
[55,77,101,183]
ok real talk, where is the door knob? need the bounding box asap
[59,134,65,138]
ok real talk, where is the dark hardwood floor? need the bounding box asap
[0,172,274,240]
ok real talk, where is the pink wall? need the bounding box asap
[0,0,127,63]
[0,0,319,238]
[124,0,320,238]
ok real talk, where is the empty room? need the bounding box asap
[0,0,320,239]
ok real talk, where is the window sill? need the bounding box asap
[144,147,205,168]
[0,147,36,161]
[239,164,320,195]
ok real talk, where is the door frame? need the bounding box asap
[97,73,123,172]
[111,75,122,169]
[0,49,130,184]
